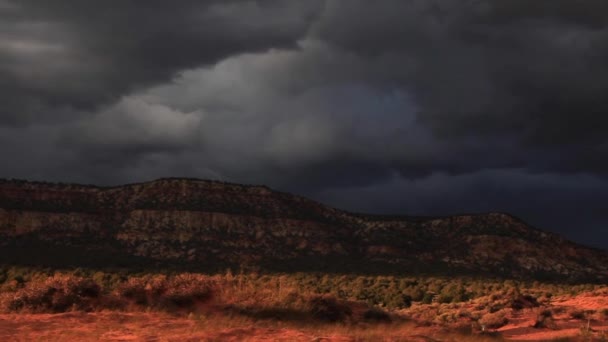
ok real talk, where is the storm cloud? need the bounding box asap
[1,1,607,247]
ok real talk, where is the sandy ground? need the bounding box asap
[1,292,607,341]
[497,291,608,341]
[0,312,422,342]
[0,312,313,342]
[499,315,608,341]
[3,311,605,342]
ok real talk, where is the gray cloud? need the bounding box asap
[0,0,323,125]
[312,0,608,174]
[0,1,607,247]
[315,169,608,248]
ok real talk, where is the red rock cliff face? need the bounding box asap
[0,178,607,280]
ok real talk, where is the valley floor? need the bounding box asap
[3,312,346,341]
[1,300,608,342]
[0,311,489,342]
[2,270,608,341]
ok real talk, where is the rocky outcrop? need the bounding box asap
[0,178,607,280]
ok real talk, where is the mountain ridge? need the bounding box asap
[0,177,606,281]
[0,177,559,227]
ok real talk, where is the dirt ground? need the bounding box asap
[1,292,607,341]
[497,292,608,341]
[0,312,426,342]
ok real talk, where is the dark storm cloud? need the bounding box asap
[312,0,608,176]
[1,1,607,247]
[0,0,323,125]
[315,169,608,248]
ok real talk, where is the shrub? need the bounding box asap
[422,293,434,304]
[162,274,214,307]
[363,308,391,322]
[534,309,556,329]
[511,294,539,310]
[406,287,425,302]
[115,277,150,305]
[489,304,505,313]
[479,311,509,330]
[437,293,454,304]
[307,295,352,322]
[0,275,100,312]
[386,294,412,309]
[115,274,214,308]
[570,310,586,320]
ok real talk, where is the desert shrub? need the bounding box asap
[405,287,425,302]
[385,294,411,309]
[115,274,214,308]
[1,270,604,320]
[400,294,412,308]
[489,304,505,313]
[115,277,150,305]
[363,307,391,322]
[570,309,587,320]
[534,309,556,329]
[0,280,21,293]
[307,295,352,322]
[0,275,100,312]
[162,274,214,307]
[511,294,540,310]
[421,293,434,304]
[580,325,594,339]
[479,311,509,330]
[437,284,469,304]
[470,310,484,321]
[437,293,454,304]
[551,307,565,315]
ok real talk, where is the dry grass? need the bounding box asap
[480,310,509,330]
[0,311,509,342]
[0,274,101,313]
[115,273,214,309]
[1,271,608,341]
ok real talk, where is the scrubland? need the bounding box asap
[1,267,607,341]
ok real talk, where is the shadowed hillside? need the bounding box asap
[0,178,607,281]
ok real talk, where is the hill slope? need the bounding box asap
[0,178,606,280]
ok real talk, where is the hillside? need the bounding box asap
[0,178,606,281]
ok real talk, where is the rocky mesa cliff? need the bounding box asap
[0,178,606,281]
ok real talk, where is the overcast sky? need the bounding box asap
[1,1,607,248]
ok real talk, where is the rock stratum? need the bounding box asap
[0,178,606,281]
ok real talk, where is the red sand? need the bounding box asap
[498,292,608,341]
[1,292,607,341]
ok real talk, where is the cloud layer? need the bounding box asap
[1,0,607,247]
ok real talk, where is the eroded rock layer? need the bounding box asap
[0,178,606,280]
